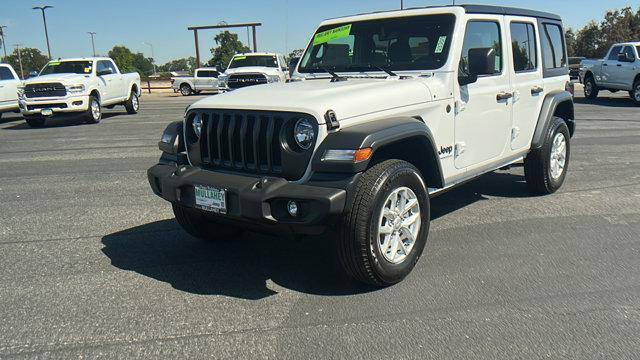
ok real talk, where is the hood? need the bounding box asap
[224,66,281,76]
[24,73,90,85]
[190,77,433,123]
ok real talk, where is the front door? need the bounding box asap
[615,46,638,89]
[454,16,512,169]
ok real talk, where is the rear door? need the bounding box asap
[454,15,513,169]
[506,17,545,151]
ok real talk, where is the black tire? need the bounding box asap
[337,159,430,287]
[583,75,599,99]
[0,112,3,120]
[629,80,640,105]
[25,116,46,128]
[524,117,571,195]
[172,203,242,241]
[124,90,140,114]
[85,95,102,124]
[180,84,192,96]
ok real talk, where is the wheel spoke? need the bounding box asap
[402,212,420,228]
[401,199,418,215]
[379,224,393,235]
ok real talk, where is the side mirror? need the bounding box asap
[458,47,496,86]
[27,71,39,78]
[618,53,635,62]
[97,69,113,76]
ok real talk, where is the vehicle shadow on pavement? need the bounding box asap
[573,96,637,108]
[2,113,121,130]
[101,220,373,300]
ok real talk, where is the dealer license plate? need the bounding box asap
[194,185,226,213]
[41,108,53,116]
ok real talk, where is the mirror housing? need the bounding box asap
[458,73,478,86]
[97,69,113,76]
[27,71,39,78]
[618,53,635,63]
[458,47,496,86]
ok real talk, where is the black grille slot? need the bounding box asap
[227,73,268,89]
[24,83,66,98]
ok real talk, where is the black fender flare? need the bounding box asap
[312,117,444,188]
[531,91,575,150]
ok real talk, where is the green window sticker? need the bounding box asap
[434,36,447,54]
[234,55,246,60]
[313,24,352,46]
[48,61,61,66]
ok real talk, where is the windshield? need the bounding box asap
[228,55,278,69]
[40,61,93,75]
[299,14,455,73]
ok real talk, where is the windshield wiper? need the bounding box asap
[322,67,347,82]
[366,64,397,77]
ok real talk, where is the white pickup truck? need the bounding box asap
[218,53,289,90]
[0,63,21,120]
[579,42,640,105]
[171,67,221,96]
[18,57,141,127]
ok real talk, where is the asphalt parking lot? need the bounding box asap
[1,89,639,359]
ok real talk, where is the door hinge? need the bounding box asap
[511,127,520,141]
[455,142,466,157]
[454,100,466,115]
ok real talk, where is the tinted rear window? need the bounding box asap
[0,66,15,80]
[541,24,566,69]
[607,46,622,60]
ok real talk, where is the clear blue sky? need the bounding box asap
[0,0,637,64]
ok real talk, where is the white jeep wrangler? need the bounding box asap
[148,5,575,286]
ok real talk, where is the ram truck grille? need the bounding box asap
[186,110,317,180]
[227,73,268,89]
[24,83,67,98]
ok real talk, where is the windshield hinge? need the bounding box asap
[454,100,466,115]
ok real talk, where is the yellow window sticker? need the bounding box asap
[434,36,447,54]
[313,24,352,46]
[84,67,92,73]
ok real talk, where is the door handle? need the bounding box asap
[617,64,622,67]
[496,91,513,101]
[531,86,544,95]
[603,63,608,66]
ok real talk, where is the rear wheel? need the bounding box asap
[629,80,640,105]
[337,159,430,286]
[25,116,46,128]
[85,95,102,124]
[180,84,192,96]
[124,90,139,114]
[524,117,571,195]
[583,76,599,99]
[172,203,242,241]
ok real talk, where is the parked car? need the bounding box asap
[18,57,141,127]
[568,56,585,78]
[171,67,221,96]
[218,53,289,90]
[579,42,640,104]
[0,63,21,120]
[148,5,575,286]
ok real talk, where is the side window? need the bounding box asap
[197,70,218,78]
[96,61,108,74]
[0,66,15,80]
[622,46,635,60]
[607,46,622,61]
[541,23,566,69]
[461,21,503,76]
[106,60,117,73]
[510,22,537,72]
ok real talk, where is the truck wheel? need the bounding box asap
[180,84,192,96]
[337,159,430,286]
[583,76,599,99]
[85,95,102,124]
[524,117,571,195]
[25,116,46,128]
[629,80,640,105]
[172,203,242,241]
[124,90,139,114]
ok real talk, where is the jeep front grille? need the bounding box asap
[24,83,67,98]
[227,73,268,89]
[186,110,317,180]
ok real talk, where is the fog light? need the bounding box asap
[72,101,83,106]
[287,200,299,217]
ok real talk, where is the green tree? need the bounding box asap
[287,49,304,62]
[5,47,49,78]
[158,57,196,72]
[108,45,155,76]
[564,28,576,57]
[207,31,250,69]
[572,6,640,58]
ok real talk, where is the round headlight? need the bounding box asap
[192,114,202,138]
[293,118,315,150]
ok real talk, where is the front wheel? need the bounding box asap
[85,95,102,124]
[337,159,430,286]
[180,84,192,96]
[172,203,242,241]
[629,80,640,105]
[524,117,571,195]
[124,90,139,114]
[584,76,599,99]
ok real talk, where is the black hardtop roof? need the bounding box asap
[328,4,562,22]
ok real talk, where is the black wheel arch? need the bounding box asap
[531,91,575,150]
[311,117,444,188]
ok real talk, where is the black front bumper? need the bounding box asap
[147,164,348,235]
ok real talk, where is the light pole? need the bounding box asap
[88,32,96,56]
[13,44,24,79]
[32,5,53,59]
[142,42,157,75]
[400,0,403,9]
[0,26,7,62]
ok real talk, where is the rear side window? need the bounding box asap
[622,46,636,60]
[461,21,503,75]
[510,22,537,72]
[541,24,566,69]
[607,46,622,61]
[197,70,218,78]
[0,66,15,80]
